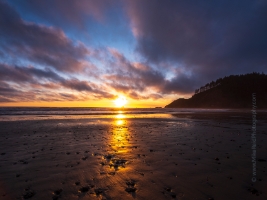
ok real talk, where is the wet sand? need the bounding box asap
[0,112,266,200]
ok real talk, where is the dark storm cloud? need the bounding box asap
[126,0,267,91]
[0,0,90,73]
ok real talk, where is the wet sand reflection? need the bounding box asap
[111,112,129,154]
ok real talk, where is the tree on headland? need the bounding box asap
[166,73,267,108]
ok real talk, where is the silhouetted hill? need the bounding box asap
[165,73,267,108]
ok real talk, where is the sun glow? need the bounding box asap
[114,96,127,107]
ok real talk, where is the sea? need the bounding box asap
[0,107,230,121]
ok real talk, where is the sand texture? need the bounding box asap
[0,112,266,200]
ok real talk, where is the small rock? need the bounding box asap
[125,187,136,193]
[126,180,136,187]
[165,187,172,192]
[53,189,62,195]
[170,192,176,198]
[23,190,35,199]
[81,156,88,161]
[94,188,103,195]
[79,186,89,193]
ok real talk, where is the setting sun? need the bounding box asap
[114,96,127,107]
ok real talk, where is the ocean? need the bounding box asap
[0,107,230,121]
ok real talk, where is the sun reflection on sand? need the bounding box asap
[116,119,124,126]
[111,112,129,154]
[116,113,125,119]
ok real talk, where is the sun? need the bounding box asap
[114,96,127,107]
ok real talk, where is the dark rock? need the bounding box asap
[94,188,103,195]
[53,189,62,195]
[23,190,35,199]
[165,187,172,192]
[125,187,136,193]
[79,186,89,193]
[126,180,136,187]
[81,156,88,161]
[170,192,176,198]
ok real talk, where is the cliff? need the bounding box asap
[165,73,267,108]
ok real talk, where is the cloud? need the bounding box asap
[0,63,65,83]
[0,1,90,73]
[10,0,118,29]
[126,0,267,87]
[0,97,14,102]
[62,79,93,92]
[0,63,114,102]
[102,49,195,98]
[102,50,166,95]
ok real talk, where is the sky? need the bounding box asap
[0,0,267,107]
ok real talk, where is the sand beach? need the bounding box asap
[0,109,266,200]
